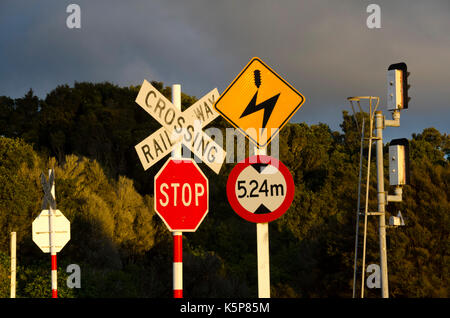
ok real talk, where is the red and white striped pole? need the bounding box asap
[49,169,57,298]
[171,84,183,298]
[173,231,183,298]
[51,254,57,298]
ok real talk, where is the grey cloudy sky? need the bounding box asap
[0,0,449,140]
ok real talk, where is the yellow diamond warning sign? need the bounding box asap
[214,57,305,148]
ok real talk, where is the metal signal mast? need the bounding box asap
[349,62,410,298]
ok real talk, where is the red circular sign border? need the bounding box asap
[226,155,295,223]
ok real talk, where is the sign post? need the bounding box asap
[226,153,295,298]
[172,84,183,298]
[48,169,57,298]
[255,148,270,298]
[135,82,219,298]
[216,57,304,298]
[10,232,16,298]
[256,223,270,297]
[173,230,183,298]
[33,169,70,298]
[154,158,209,298]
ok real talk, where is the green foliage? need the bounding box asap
[0,251,10,297]
[53,155,158,268]
[0,83,448,298]
[0,136,160,297]
[17,260,75,298]
[0,137,42,250]
[386,127,449,297]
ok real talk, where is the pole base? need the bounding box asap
[173,289,183,298]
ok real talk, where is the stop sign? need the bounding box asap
[154,158,209,232]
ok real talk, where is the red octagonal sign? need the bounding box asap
[154,158,209,232]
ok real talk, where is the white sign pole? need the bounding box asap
[257,223,270,297]
[10,231,16,298]
[49,169,58,298]
[172,84,182,159]
[172,84,183,298]
[254,147,270,298]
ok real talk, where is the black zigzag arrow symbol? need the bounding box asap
[239,69,280,133]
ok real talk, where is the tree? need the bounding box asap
[0,137,41,252]
[0,83,448,298]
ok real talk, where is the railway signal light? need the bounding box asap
[387,62,410,110]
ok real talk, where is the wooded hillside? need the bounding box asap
[0,82,448,297]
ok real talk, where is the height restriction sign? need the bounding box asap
[227,155,295,223]
[214,57,305,148]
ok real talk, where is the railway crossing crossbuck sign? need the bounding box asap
[135,80,226,174]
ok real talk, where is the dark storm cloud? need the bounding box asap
[0,0,448,138]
